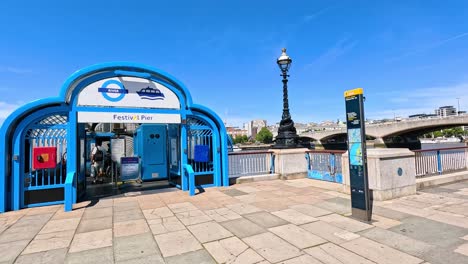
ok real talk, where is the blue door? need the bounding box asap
[136,124,168,180]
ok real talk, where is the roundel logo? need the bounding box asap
[97,80,128,102]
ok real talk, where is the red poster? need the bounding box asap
[33,147,57,169]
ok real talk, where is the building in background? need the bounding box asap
[243,122,252,137]
[435,106,457,117]
[226,126,248,138]
[408,114,438,119]
[243,119,267,138]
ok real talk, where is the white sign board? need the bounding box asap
[77,76,180,109]
[77,112,181,124]
[111,138,125,163]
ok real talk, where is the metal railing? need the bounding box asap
[64,171,76,212]
[183,164,196,196]
[305,150,346,183]
[414,146,468,178]
[228,151,275,178]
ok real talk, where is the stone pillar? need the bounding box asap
[313,141,324,150]
[271,148,309,180]
[342,148,416,200]
[373,137,386,148]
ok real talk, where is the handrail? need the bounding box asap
[227,135,234,152]
[228,151,275,177]
[64,171,76,212]
[413,146,467,153]
[305,151,344,183]
[228,150,275,156]
[270,153,276,174]
[414,146,467,177]
[183,164,195,196]
[305,153,311,170]
[305,149,346,154]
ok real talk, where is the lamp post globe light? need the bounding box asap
[273,48,299,148]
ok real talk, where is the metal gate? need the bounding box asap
[305,150,344,183]
[187,116,217,187]
[21,114,68,207]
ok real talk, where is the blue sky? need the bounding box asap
[1,0,468,127]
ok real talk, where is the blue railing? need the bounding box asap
[414,146,468,178]
[305,150,345,183]
[183,164,196,196]
[227,135,234,152]
[64,171,76,212]
[228,151,275,178]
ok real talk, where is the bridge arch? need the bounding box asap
[301,116,468,149]
[381,123,468,138]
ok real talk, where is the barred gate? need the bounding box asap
[21,114,68,207]
[187,116,216,186]
[305,150,345,183]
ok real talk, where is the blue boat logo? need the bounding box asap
[136,87,165,100]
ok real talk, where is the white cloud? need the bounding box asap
[390,83,467,105]
[387,32,468,62]
[303,6,333,23]
[0,66,32,74]
[369,82,468,119]
[306,37,358,69]
[367,107,433,120]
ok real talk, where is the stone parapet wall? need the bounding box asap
[270,148,309,180]
[342,148,417,200]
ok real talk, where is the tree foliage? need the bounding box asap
[255,127,273,143]
[421,127,467,138]
[233,135,248,144]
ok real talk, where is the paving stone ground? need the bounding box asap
[0,178,468,263]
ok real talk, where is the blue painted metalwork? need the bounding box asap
[60,62,194,107]
[1,62,229,213]
[0,98,63,212]
[10,106,68,210]
[186,115,218,188]
[64,171,76,212]
[270,154,276,174]
[436,150,442,174]
[134,124,168,181]
[20,113,68,208]
[183,164,195,196]
[191,104,229,187]
[25,200,65,208]
[74,107,181,114]
[67,109,78,206]
[227,134,234,152]
[113,70,151,79]
[305,151,344,183]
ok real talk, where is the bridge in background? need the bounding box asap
[301,115,468,149]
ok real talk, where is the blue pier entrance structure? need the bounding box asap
[0,62,229,212]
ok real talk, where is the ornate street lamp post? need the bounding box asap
[273,48,299,148]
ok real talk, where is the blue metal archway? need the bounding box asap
[0,62,229,213]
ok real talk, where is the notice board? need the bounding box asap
[120,157,140,181]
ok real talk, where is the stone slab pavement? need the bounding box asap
[1,178,468,263]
